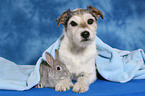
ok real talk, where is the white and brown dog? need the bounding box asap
[55,6,104,93]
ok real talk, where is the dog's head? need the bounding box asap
[56,6,104,47]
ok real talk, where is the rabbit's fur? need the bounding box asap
[36,49,72,89]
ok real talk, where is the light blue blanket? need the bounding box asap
[0,35,145,91]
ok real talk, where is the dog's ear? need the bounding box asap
[87,6,104,20]
[56,9,72,26]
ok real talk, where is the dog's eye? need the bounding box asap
[87,19,94,24]
[70,21,78,26]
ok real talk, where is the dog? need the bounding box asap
[55,6,104,93]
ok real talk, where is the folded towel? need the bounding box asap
[0,57,42,91]
[0,35,145,91]
[43,35,145,83]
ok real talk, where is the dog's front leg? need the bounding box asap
[55,77,74,92]
[72,73,96,93]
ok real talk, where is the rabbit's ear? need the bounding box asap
[45,52,54,67]
[55,49,59,60]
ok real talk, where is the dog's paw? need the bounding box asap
[72,82,89,93]
[35,83,44,88]
[55,79,74,92]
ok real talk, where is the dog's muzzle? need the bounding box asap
[81,31,90,41]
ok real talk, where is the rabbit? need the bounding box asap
[36,49,72,90]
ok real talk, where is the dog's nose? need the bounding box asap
[81,31,90,39]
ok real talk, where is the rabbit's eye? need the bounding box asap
[57,67,60,70]
[56,65,62,71]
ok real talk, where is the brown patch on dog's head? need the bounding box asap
[56,6,104,27]
[56,9,72,26]
[80,23,88,28]
[87,6,104,20]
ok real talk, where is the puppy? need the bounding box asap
[56,6,104,93]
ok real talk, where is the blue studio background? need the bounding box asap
[0,0,145,96]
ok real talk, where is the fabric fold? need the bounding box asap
[0,35,145,90]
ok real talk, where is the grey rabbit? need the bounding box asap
[36,49,72,89]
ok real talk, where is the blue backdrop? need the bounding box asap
[0,0,145,65]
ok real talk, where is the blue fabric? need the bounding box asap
[43,36,145,83]
[0,80,145,96]
[0,0,145,96]
[0,0,145,65]
[0,35,145,91]
[0,57,41,91]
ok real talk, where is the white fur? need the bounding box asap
[66,13,97,47]
[59,13,97,93]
